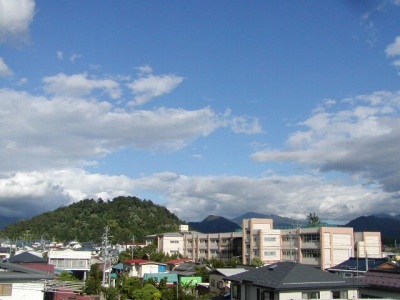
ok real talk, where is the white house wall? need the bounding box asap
[1,282,45,300]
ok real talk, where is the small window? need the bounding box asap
[0,284,12,296]
[302,292,320,299]
[332,290,348,299]
[232,284,241,299]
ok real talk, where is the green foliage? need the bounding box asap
[307,212,321,227]
[251,257,264,267]
[119,243,180,263]
[120,276,142,299]
[0,196,184,242]
[133,284,162,300]
[194,265,210,282]
[58,271,79,281]
[84,264,102,295]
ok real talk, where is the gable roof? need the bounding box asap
[225,262,367,291]
[8,251,47,264]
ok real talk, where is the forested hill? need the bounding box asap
[0,196,183,243]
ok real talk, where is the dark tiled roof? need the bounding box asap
[8,252,47,264]
[358,271,400,291]
[225,262,367,291]
[329,257,387,273]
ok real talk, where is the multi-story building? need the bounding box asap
[146,218,382,270]
[242,218,381,269]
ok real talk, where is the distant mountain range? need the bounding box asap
[344,215,400,240]
[2,198,400,241]
[188,212,306,234]
[188,212,400,240]
[188,215,241,233]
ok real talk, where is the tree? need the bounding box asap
[58,271,79,281]
[307,212,320,227]
[251,257,263,267]
[133,284,162,300]
[84,264,102,295]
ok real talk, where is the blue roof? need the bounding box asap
[330,257,388,272]
[143,273,178,282]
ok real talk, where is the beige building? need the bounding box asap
[242,218,381,269]
[146,218,381,269]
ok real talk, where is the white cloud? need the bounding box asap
[0,57,13,77]
[0,88,234,172]
[57,51,64,60]
[127,73,184,106]
[43,73,122,99]
[0,0,35,44]
[141,172,393,222]
[70,53,81,63]
[251,90,400,192]
[386,36,400,57]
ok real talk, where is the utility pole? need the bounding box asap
[102,226,111,287]
[131,235,135,259]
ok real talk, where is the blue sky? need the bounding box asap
[1,0,400,223]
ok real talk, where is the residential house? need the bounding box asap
[224,261,368,300]
[165,258,193,271]
[0,247,12,260]
[122,258,167,278]
[209,268,248,295]
[48,249,91,279]
[0,261,55,300]
[357,261,400,299]
[328,257,388,277]
[8,251,55,274]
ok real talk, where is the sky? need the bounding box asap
[1,0,400,224]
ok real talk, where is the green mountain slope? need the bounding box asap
[0,196,183,243]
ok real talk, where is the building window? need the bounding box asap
[302,234,320,243]
[282,250,297,256]
[232,284,241,299]
[0,284,12,296]
[302,292,320,299]
[264,237,276,242]
[170,240,179,243]
[211,239,219,243]
[302,249,321,258]
[332,291,348,299]
[211,279,215,287]
[264,251,276,256]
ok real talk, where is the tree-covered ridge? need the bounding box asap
[0,196,183,242]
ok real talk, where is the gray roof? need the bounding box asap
[8,251,47,263]
[0,262,55,282]
[225,262,368,291]
[214,268,248,277]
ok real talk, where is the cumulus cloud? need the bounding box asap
[386,36,400,57]
[0,88,252,172]
[0,57,13,77]
[0,167,395,222]
[251,90,400,193]
[43,73,122,99]
[0,0,35,44]
[136,172,393,223]
[0,169,135,218]
[127,73,184,106]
